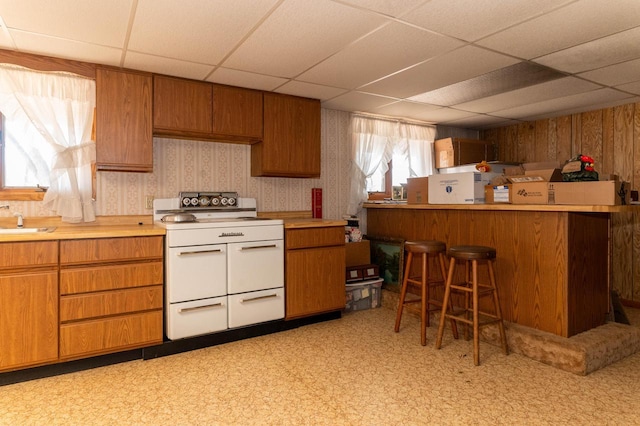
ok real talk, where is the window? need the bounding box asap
[347,115,436,214]
[0,63,97,222]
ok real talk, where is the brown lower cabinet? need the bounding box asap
[285,226,345,319]
[0,241,59,372]
[59,236,164,361]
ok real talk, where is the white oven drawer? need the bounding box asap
[227,239,284,294]
[167,244,227,303]
[228,288,284,328]
[166,296,228,340]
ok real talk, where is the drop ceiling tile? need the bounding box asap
[534,26,640,73]
[360,45,519,99]
[453,77,601,113]
[337,0,426,17]
[297,22,463,90]
[442,114,521,130]
[579,58,640,86]
[321,91,398,112]
[207,68,288,91]
[494,88,633,120]
[0,0,132,47]
[124,52,214,80]
[129,0,278,65]
[616,81,640,96]
[477,0,640,59]
[10,30,122,66]
[275,81,348,101]
[373,101,441,122]
[0,25,14,49]
[224,0,388,78]
[402,0,571,42]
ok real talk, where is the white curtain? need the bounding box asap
[0,64,96,223]
[347,114,436,215]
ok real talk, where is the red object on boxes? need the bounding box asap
[312,188,322,218]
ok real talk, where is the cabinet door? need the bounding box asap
[252,93,321,178]
[285,245,345,319]
[96,67,153,172]
[153,75,213,135]
[0,271,58,371]
[212,85,263,139]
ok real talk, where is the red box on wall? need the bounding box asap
[312,188,322,218]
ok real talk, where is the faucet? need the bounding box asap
[0,205,8,210]
[13,212,23,228]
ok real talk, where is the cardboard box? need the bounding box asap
[406,177,429,204]
[434,138,495,169]
[512,182,551,204]
[484,184,511,203]
[549,181,627,205]
[428,172,501,204]
[345,240,370,267]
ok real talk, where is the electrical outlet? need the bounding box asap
[145,195,154,210]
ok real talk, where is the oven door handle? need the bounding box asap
[178,249,223,256]
[178,302,224,313]
[240,244,278,251]
[240,293,279,303]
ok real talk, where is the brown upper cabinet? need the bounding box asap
[251,93,321,178]
[153,75,263,143]
[96,67,153,172]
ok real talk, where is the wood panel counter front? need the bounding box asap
[364,202,637,337]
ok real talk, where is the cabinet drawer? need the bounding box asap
[60,261,163,295]
[286,227,345,250]
[60,236,163,265]
[0,241,58,269]
[60,285,163,322]
[59,310,163,359]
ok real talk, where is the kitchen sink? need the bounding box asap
[0,227,56,234]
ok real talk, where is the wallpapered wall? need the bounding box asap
[3,109,353,221]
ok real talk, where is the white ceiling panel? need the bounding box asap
[0,0,132,47]
[361,46,519,99]
[534,26,640,74]
[373,101,441,122]
[579,58,640,86]
[321,91,398,112]
[477,0,640,59]
[128,0,278,65]
[297,22,463,89]
[402,0,572,42]
[10,30,122,66]
[124,52,214,80]
[207,68,288,91]
[275,81,348,101]
[335,0,427,17]
[453,77,602,113]
[616,81,640,96]
[494,88,633,119]
[223,0,388,78]
[1,0,638,130]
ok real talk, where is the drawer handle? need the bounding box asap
[241,293,278,303]
[178,302,223,313]
[178,249,223,256]
[240,244,278,251]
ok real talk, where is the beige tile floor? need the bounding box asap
[1,306,640,425]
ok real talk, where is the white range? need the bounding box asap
[154,192,284,340]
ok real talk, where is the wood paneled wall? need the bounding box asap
[481,102,640,305]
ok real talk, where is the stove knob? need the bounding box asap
[190,197,199,206]
[182,197,191,206]
[228,197,236,206]
[211,197,220,206]
[220,197,229,206]
[199,196,210,206]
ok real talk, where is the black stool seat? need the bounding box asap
[448,245,496,260]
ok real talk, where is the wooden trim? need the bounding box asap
[368,161,392,200]
[621,299,640,309]
[0,189,46,201]
[0,48,96,79]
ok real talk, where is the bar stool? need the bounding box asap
[394,240,457,346]
[435,245,508,365]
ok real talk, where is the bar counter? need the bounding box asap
[364,202,637,337]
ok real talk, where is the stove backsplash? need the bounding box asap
[6,109,351,221]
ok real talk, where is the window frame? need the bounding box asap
[0,50,96,202]
[367,160,392,200]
